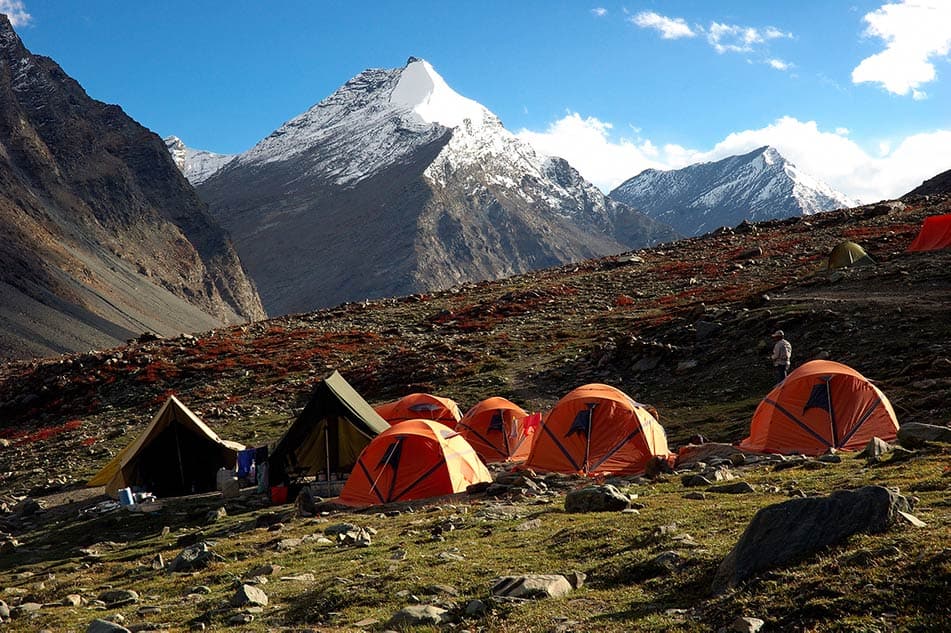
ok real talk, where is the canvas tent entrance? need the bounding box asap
[524,383,672,476]
[268,370,389,486]
[456,397,535,463]
[374,393,463,428]
[87,396,244,498]
[740,360,898,455]
[907,214,951,252]
[828,240,875,270]
[338,419,492,507]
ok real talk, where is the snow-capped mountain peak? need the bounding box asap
[163,136,235,185]
[390,58,493,129]
[609,146,857,236]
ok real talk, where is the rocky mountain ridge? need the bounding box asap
[163,136,234,185]
[610,146,856,237]
[0,16,265,361]
[197,58,676,316]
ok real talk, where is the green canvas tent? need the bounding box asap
[828,240,875,270]
[269,371,390,486]
[87,396,244,498]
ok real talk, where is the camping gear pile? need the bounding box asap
[88,357,901,508]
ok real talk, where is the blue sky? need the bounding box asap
[7,0,951,201]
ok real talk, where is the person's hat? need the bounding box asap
[772,330,784,338]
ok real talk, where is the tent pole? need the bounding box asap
[500,411,511,457]
[325,426,332,489]
[826,378,838,448]
[583,406,593,474]
[173,423,186,492]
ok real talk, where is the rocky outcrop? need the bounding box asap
[712,486,911,594]
[0,16,264,360]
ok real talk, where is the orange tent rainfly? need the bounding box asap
[374,393,463,428]
[338,419,492,507]
[456,397,536,463]
[524,383,672,476]
[740,360,898,455]
[907,213,951,252]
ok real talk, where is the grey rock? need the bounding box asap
[421,584,457,596]
[897,422,951,448]
[63,593,83,606]
[98,590,139,607]
[205,507,227,523]
[280,573,315,582]
[731,616,765,633]
[464,599,487,617]
[683,491,706,500]
[565,571,587,589]
[168,542,224,572]
[150,554,164,570]
[708,481,755,494]
[245,564,282,577]
[817,454,842,463]
[387,604,451,627]
[681,474,713,487]
[712,486,911,594]
[491,574,572,599]
[228,613,253,625]
[232,584,268,607]
[564,485,631,513]
[0,600,9,619]
[12,602,42,617]
[87,619,131,633]
[857,437,893,460]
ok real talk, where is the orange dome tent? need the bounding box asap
[907,213,951,252]
[339,419,492,507]
[457,397,536,463]
[740,360,898,455]
[524,384,672,476]
[374,393,463,428]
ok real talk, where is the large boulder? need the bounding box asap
[712,486,910,594]
[87,620,131,633]
[167,542,224,572]
[564,485,630,513]
[491,574,573,599]
[897,423,951,448]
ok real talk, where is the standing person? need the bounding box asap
[770,330,792,384]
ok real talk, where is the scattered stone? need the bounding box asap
[681,474,713,487]
[712,486,911,594]
[353,617,379,627]
[564,484,631,512]
[684,491,706,500]
[897,510,926,527]
[0,600,9,619]
[897,423,951,448]
[228,613,253,625]
[98,590,139,608]
[858,437,893,460]
[276,538,303,551]
[564,571,586,589]
[818,454,842,464]
[87,619,131,633]
[232,584,268,607]
[491,574,572,599]
[515,518,542,531]
[279,573,316,582]
[387,604,451,627]
[464,599,487,617]
[707,481,755,494]
[13,602,42,617]
[63,594,83,607]
[205,507,227,523]
[246,564,282,577]
[168,543,224,572]
[731,616,765,632]
[438,551,465,562]
[187,586,212,595]
[150,554,164,571]
[422,584,458,596]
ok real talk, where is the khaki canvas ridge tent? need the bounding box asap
[268,370,390,487]
[338,419,492,507]
[88,395,244,498]
[907,213,951,252]
[739,360,899,455]
[374,393,463,428]
[827,240,875,270]
[524,383,672,477]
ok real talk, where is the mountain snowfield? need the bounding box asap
[164,136,234,185]
[609,146,857,237]
[193,57,673,315]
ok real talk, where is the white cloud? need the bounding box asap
[0,0,31,26]
[517,113,951,202]
[631,11,696,39]
[591,7,608,18]
[851,0,951,96]
[767,58,792,71]
[708,21,790,54]
[835,127,850,135]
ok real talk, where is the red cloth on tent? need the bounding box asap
[907,214,951,252]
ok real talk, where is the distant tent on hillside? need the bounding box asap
[87,396,244,498]
[907,213,951,252]
[338,419,492,507]
[268,371,389,486]
[827,240,875,270]
[457,397,536,463]
[374,393,463,428]
[524,383,672,476]
[739,360,899,455]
